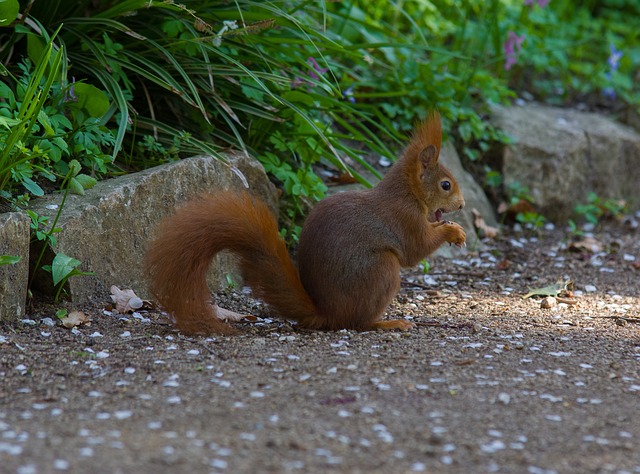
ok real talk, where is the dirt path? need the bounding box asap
[1,222,639,473]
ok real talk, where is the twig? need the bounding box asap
[426,271,485,277]
[178,335,217,355]
[400,281,441,292]
[592,315,640,324]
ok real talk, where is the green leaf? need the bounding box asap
[0,255,21,265]
[26,33,45,65]
[71,82,111,118]
[22,177,44,196]
[67,159,81,177]
[68,177,84,195]
[0,115,21,129]
[0,0,19,27]
[51,253,82,286]
[74,173,97,190]
[523,280,572,299]
[37,109,55,136]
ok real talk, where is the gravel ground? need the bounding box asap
[1,218,639,474]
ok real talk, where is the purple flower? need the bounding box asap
[342,85,355,103]
[607,45,623,72]
[291,57,328,89]
[65,77,77,102]
[603,44,623,100]
[602,87,616,100]
[306,57,328,81]
[503,31,525,71]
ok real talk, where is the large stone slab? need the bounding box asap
[0,212,30,321]
[492,103,640,222]
[29,153,277,303]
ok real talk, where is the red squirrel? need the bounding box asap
[144,112,466,335]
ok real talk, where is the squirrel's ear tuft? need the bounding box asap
[418,144,439,169]
[405,111,442,164]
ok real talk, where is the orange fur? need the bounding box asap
[144,112,466,335]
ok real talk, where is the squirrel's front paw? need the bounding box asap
[443,222,466,247]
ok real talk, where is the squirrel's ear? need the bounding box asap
[418,144,439,169]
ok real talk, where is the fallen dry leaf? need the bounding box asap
[110,285,145,313]
[472,209,499,239]
[568,236,604,253]
[60,310,91,329]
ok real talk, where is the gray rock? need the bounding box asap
[29,153,277,303]
[0,212,30,321]
[438,141,497,254]
[492,103,640,222]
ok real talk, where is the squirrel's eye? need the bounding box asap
[441,180,451,191]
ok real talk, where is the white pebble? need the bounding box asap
[78,447,94,457]
[547,351,572,357]
[544,414,563,422]
[114,411,132,420]
[53,459,70,470]
[480,439,505,453]
[210,459,228,469]
[497,392,511,404]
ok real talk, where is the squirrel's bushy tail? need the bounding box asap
[144,191,319,335]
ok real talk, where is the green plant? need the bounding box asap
[506,181,535,206]
[0,29,103,202]
[516,211,546,229]
[0,255,21,265]
[42,253,95,302]
[574,191,627,225]
[484,168,503,189]
[0,26,64,198]
[1,1,404,216]
[504,181,546,228]
[28,160,93,299]
[326,1,513,160]
[503,0,640,109]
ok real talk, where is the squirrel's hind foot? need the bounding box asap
[370,319,416,331]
